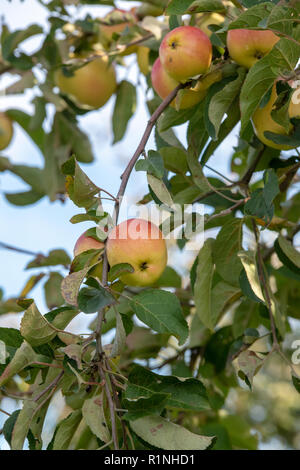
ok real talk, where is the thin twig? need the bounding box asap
[98,365,119,449]
[0,408,11,417]
[206,198,247,223]
[0,241,42,257]
[34,370,64,402]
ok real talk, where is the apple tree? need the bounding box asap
[0,0,300,450]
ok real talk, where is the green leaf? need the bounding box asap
[5,189,43,206]
[211,281,241,325]
[160,147,189,175]
[126,365,210,412]
[82,392,110,443]
[213,218,243,286]
[123,393,169,421]
[238,251,264,302]
[206,68,246,140]
[10,367,63,450]
[187,148,211,193]
[26,249,70,269]
[275,234,300,274]
[0,341,38,387]
[62,157,99,210]
[228,2,273,29]
[44,272,64,309]
[78,285,116,314]
[135,150,165,179]
[158,106,194,133]
[54,113,93,164]
[111,309,126,357]
[194,239,214,329]
[147,174,174,207]
[52,410,82,450]
[166,0,194,14]
[153,266,181,288]
[108,263,134,282]
[240,38,300,134]
[113,80,136,143]
[237,350,263,389]
[187,0,226,13]
[6,109,45,151]
[2,24,43,60]
[130,289,188,346]
[131,416,215,450]
[61,266,92,307]
[20,301,57,347]
[244,169,279,224]
[3,410,20,446]
[221,415,258,450]
[239,268,263,303]
[292,375,300,394]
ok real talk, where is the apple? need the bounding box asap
[106,218,167,287]
[100,8,138,55]
[74,231,104,279]
[159,26,212,82]
[55,55,116,109]
[0,112,13,150]
[151,57,221,109]
[227,29,279,69]
[252,84,300,150]
[195,12,225,37]
[74,231,104,257]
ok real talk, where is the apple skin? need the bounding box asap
[252,85,300,150]
[151,58,206,109]
[74,231,104,257]
[151,57,222,109]
[0,113,13,150]
[159,26,212,83]
[55,56,117,109]
[74,231,104,279]
[227,29,279,69]
[106,218,167,287]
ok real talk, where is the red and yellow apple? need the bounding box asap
[227,29,279,69]
[159,26,212,82]
[55,55,117,109]
[252,84,300,150]
[74,231,104,279]
[0,113,13,150]
[151,57,222,109]
[106,218,167,287]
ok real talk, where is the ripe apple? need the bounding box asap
[227,29,279,69]
[195,12,225,37]
[252,85,300,150]
[74,231,104,279]
[0,112,13,150]
[74,231,104,257]
[159,26,212,82]
[100,8,138,55]
[106,218,167,287]
[55,55,117,109]
[151,58,222,110]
